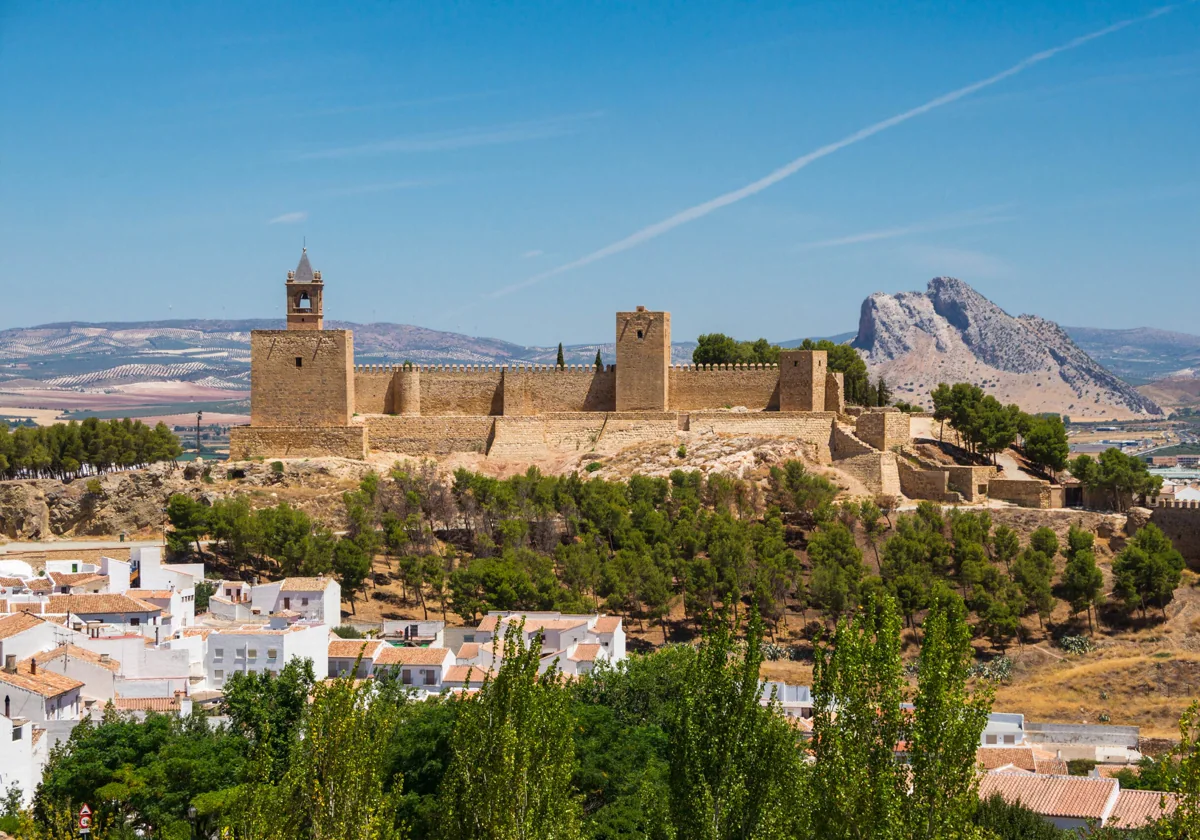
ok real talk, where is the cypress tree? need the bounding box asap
[556,342,565,368]
[594,349,603,371]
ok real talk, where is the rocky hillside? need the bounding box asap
[853,277,1163,419]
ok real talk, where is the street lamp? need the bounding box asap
[195,411,203,460]
[187,804,197,840]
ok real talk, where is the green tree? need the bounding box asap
[807,522,866,620]
[1070,448,1164,511]
[1061,549,1104,633]
[594,349,604,371]
[166,493,208,558]
[810,595,906,839]
[907,596,994,840]
[990,525,1020,572]
[1023,414,1070,475]
[667,612,808,840]
[974,794,1067,839]
[1158,701,1200,839]
[556,343,566,369]
[1112,523,1185,619]
[221,659,316,782]
[438,621,583,840]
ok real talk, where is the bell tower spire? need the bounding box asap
[285,247,323,330]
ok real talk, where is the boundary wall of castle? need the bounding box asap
[837,452,901,498]
[897,461,964,503]
[856,409,911,452]
[688,411,835,462]
[989,478,1053,509]
[1146,501,1200,566]
[349,363,843,417]
[229,426,368,460]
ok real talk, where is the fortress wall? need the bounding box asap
[419,368,504,416]
[250,330,354,427]
[836,452,901,497]
[897,461,963,503]
[831,423,877,460]
[1148,504,1200,567]
[856,409,911,452]
[989,478,1053,509]
[688,411,835,462]
[668,365,780,411]
[353,368,395,414]
[592,413,680,453]
[947,466,997,503]
[504,367,616,415]
[229,425,367,460]
[365,415,494,455]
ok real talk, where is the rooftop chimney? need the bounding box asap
[99,653,111,664]
[636,305,646,312]
[4,655,15,673]
[29,659,36,676]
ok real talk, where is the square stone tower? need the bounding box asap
[615,307,670,411]
[286,248,324,330]
[779,349,827,412]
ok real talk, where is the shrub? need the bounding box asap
[271,461,285,474]
[677,444,687,458]
[332,625,364,639]
[1058,635,1093,655]
[85,478,103,496]
[585,462,602,473]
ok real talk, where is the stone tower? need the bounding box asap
[286,248,324,330]
[615,306,670,411]
[779,349,827,412]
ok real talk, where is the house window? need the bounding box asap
[422,669,436,686]
[295,357,303,368]
[215,669,225,681]
[636,330,644,339]
[248,649,258,660]
[236,647,246,659]
[985,735,997,745]
[130,618,140,627]
[1004,735,1015,745]
[463,634,475,644]
[301,597,309,606]
[267,649,278,660]
[11,724,20,741]
[401,669,412,685]
[283,598,291,610]
[214,648,224,660]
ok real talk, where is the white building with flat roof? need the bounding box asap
[205,619,327,691]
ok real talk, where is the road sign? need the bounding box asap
[78,803,91,834]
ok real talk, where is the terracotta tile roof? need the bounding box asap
[375,646,452,666]
[977,746,1066,774]
[443,664,492,684]
[978,773,1118,821]
[126,589,176,600]
[593,615,621,633]
[44,644,121,672]
[456,642,481,660]
[181,627,212,638]
[328,640,384,659]
[1108,789,1178,829]
[477,615,499,632]
[522,618,589,632]
[1096,764,1134,780]
[50,572,107,588]
[0,658,84,697]
[13,602,47,615]
[31,728,45,747]
[0,577,25,588]
[0,611,47,640]
[26,578,53,593]
[280,577,334,592]
[114,696,183,712]
[46,594,162,616]
[569,643,602,662]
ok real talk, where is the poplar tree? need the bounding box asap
[810,595,906,840]
[437,621,582,840]
[666,611,809,840]
[906,596,994,840]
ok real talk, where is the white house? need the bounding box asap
[0,656,83,723]
[982,712,1027,746]
[0,613,60,664]
[250,578,341,626]
[374,645,455,689]
[327,639,386,678]
[454,612,627,673]
[382,620,445,646]
[130,546,204,591]
[0,715,35,808]
[205,619,328,691]
[127,588,194,633]
[46,594,166,642]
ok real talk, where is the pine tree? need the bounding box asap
[594,349,604,371]
[556,342,565,368]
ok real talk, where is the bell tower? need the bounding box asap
[286,248,323,330]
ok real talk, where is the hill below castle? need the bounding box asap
[852,277,1163,420]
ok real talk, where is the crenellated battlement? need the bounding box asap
[354,363,616,374]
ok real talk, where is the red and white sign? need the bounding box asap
[78,803,92,832]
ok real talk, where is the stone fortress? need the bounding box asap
[229,251,912,494]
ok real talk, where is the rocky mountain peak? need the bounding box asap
[853,278,1162,419]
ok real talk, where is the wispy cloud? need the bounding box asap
[294,112,603,160]
[522,250,544,259]
[302,89,509,118]
[321,179,441,197]
[795,205,1016,251]
[484,4,1179,300]
[268,211,307,225]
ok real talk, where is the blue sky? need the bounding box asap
[1,1,1196,345]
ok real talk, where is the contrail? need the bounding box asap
[486,4,1179,300]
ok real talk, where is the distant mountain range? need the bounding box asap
[2,301,1196,415]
